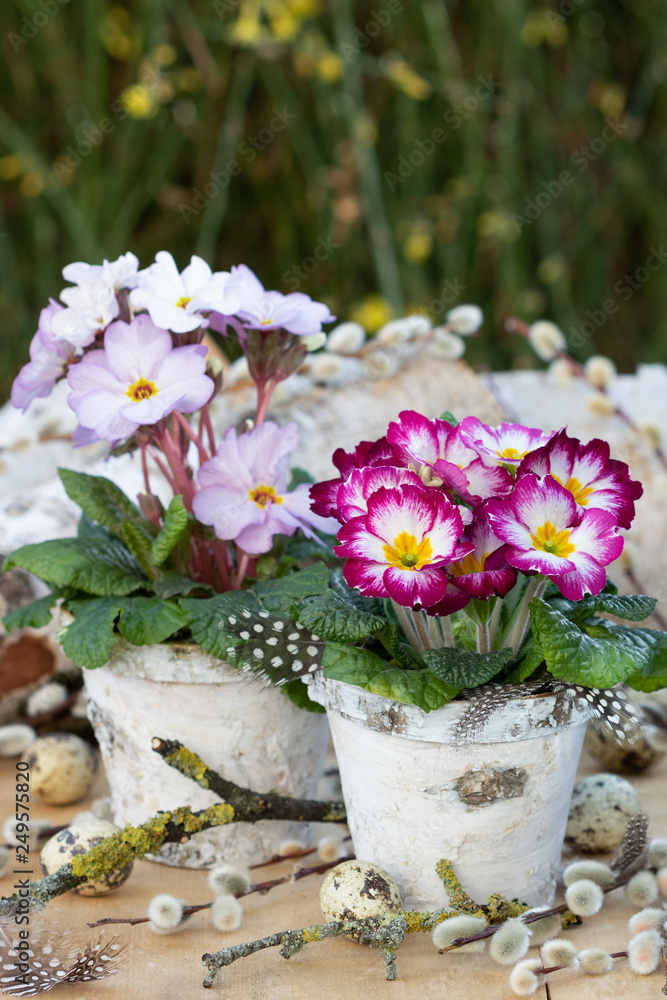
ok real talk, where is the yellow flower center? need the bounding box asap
[552,475,594,507]
[249,484,283,508]
[496,446,529,460]
[260,318,274,325]
[176,296,192,308]
[126,378,158,402]
[382,531,433,571]
[530,521,575,558]
[450,552,487,576]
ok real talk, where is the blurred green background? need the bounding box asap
[1,0,666,402]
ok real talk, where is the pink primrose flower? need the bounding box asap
[66,315,214,442]
[448,508,517,599]
[459,416,556,467]
[11,300,76,412]
[335,483,470,608]
[517,428,642,530]
[193,421,336,555]
[486,473,624,600]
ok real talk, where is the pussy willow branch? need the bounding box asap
[151,738,347,824]
[86,855,355,930]
[506,316,667,476]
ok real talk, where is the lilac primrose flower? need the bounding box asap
[66,314,214,442]
[130,252,242,333]
[11,300,76,412]
[229,264,336,335]
[459,416,556,467]
[50,252,140,349]
[193,422,335,555]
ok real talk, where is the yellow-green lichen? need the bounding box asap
[70,803,235,881]
[484,893,528,924]
[301,926,326,943]
[435,859,481,914]
[165,746,210,789]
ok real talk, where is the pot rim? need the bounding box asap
[308,672,591,745]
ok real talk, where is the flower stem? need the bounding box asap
[235,552,250,590]
[500,577,546,654]
[392,602,424,653]
[476,621,490,653]
[172,410,209,465]
[201,403,217,456]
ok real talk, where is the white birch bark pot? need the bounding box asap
[83,640,329,868]
[308,674,589,909]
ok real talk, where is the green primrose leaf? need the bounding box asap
[424,646,514,688]
[179,592,260,659]
[530,597,654,688]
[116,597,189,646]
[58,468,144,533]
[3,538,147,596]
[150,495,189,566]
[548,592,657,625]
[58,598,123,668]
[252,563,329,613]
[322,642,456,712]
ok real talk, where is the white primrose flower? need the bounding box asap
[130,251,242,333]
[51,252,140,348]
[446,304,483,335]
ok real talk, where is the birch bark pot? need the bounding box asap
[83,640,330,868]
[309,674,589,909]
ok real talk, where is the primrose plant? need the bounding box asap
[3,252,339,703]
[212,408,667,732]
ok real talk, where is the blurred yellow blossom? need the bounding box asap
[383,56,432,100]
[521,12,568,48]
[120,84,160,119]
[403,231,433,264]
[19,171,44,198]
[598,85,625,118]
[153,44,177,67]
[316,51,343,83]
[476,210,518,242]
[537,255,567,284]
[0,155,25,181]
[99,7,138,61]
[351,295,393,334]
[173,67,203,93]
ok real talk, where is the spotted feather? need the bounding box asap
[0,927,126,996]
[219,608,325,685]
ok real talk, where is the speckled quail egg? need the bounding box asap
[566,773,642,853]
[40,818,132,896]
[319,860,403,925]
[25,733,97,805]
[25,680,68,718]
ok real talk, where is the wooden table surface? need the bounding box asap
[1,745,666,999]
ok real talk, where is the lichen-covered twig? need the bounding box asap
[86,854,356,929]
[0,802,235,915]
[200,864,536,987]
[201,912,436,987]
[151,737,347,824]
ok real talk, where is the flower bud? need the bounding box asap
[211,894,243,932]
[489,917,531,965]
[326,322,366,355]
[446,304,483,335]
[628,929,663,974]
[578,947,613,975]
[564,878,604,916]
[541,938,579,969]
[584,354,617,389]
[147,893,184,930]
[563,860,615,887]
[625,871,659,907]
[207,863,250,897]
[527,320,566,361]
[431,328,466,359]
[432,913,487,951]
[508,958,541,995]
